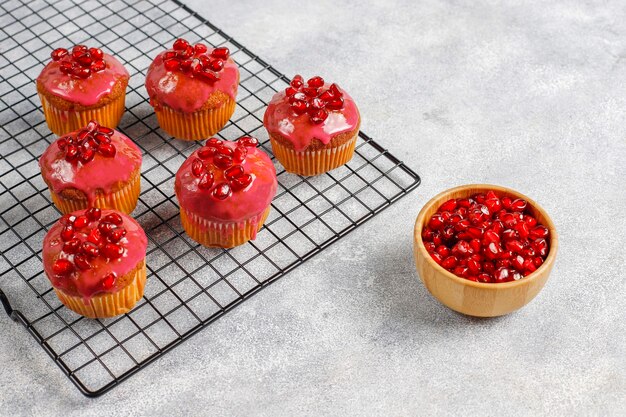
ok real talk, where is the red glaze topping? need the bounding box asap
[37,46,129,106]
[43,208,147,302]
[175,136,277,222]
[263,75,360,152]
[39,123,142,206]
[422,191,550,283]
[145,39,239,113]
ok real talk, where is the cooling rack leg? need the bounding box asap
[0,288,17,321]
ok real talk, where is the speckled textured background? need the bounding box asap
[1,0,625,415]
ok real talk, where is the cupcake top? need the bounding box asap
[175,136,277,222]
[145,38,239,113]
[42,208,147,302]
[263,75,360,152]
[39,121,142,206]
[37,45,129,106]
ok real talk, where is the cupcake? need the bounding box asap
[145,38,239,141]
[37,45,129,135]
[43,208,147,318]
[39,120,142,214]
[263,75,361,176]
[175,136,277,247]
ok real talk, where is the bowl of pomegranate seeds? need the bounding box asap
[413,184,558,317]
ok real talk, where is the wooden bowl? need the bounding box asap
[413,184,558,317]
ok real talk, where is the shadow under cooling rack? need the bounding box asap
[0,0,421,397]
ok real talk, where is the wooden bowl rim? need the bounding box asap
[414,184,559,289]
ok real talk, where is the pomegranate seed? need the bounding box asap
[494,267,511,282]
[285,86,298,96]
[467,258,481,274]
[224,164,244,180]
[87,228,102,245]
[101,243,124,259]
[329,83,341,97]
[515,222,530,239]
[303,87,319,97]
[430,252,443,264]
[289,92,307,103]
[164,59,180,71]
[533,257,544,267]
[173,38,189,50]
[98,222,116,236]
[523,259,537,273]
[62,238,81,254]
[102,273,116,290]
[435,245,450,257]
[454,219,470,231]
[208,58,224,72]
[217,146,234,157]
[326,97,344,111]
[212,182,232,200]
[180,59,193,71]
[76,53,92,67]
[233,146,247,162]
[512,255,525,271]
[102,213,123,225]
[478,273,492,283]
[57,137,68,150]
[505,239,524,253]
[79,148,95,163]
[200,70,220,82]
[484,242,502,260]
[211,47,230,59]
[532,238,548,257]
[425,242,436,252]
[237,135,258,148]
[441,256,458,269]
[469,238,482,253]
[309,97,325,111]
[511,198,527,212]
[529,226,549,240]
[52,259,74,275]
[191,158,204,177]
[97,142,116,157]
[194,43,208,54]
[318,90,334,102]
[452,240,471,257]
[213,154,233,170]
[482,230,500,244]
[230,173,252,191]
[73,215,89,228]
[107,227,126,243]
[197,146,217,159]
[75,67,91,79]
[442,226,455,241]
[81,241,99,258]
[453,266,469,277]
[51,48,68,61]
[207,137,222,146]
[198,172,215,190]
[428,214,445,230]
[74,254,91,270]
[307,76,324,88]
[291,100,309,115]
[60,225,74,241]
[290,74,304,88]
[439,199,457,212]
[310,109,329,124]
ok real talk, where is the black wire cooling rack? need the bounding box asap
[0,0,421,397]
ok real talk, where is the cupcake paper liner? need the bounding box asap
[180,206,271,248]
[270,132,358,176]
[49,170,141,215]
[154,98,236,141]
[39,92,126,136]
[54,260,146,319]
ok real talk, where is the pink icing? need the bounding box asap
[42,209,147,302]
[263,83,360,152]
[36,53,129,106]
[39,129,142,205]
[175,141,277,223]
[144,49,239,113]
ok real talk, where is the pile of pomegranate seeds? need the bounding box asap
[57,120,116,164]
[190,136,259,200]
[51,45,106,79]
[52,208,127,289]
[162,38,229,83]
[285,75,345,124]
[422,191,550,283]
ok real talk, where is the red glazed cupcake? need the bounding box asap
[145,39,239,141]
[175,136,277,247]
[264,75,361,176]
[43,208,147,318]
[37,45,129,135]
[39,120,142,214]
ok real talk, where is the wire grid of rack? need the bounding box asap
[0,0,421,397]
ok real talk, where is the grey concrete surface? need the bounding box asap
[1,0,626,415]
